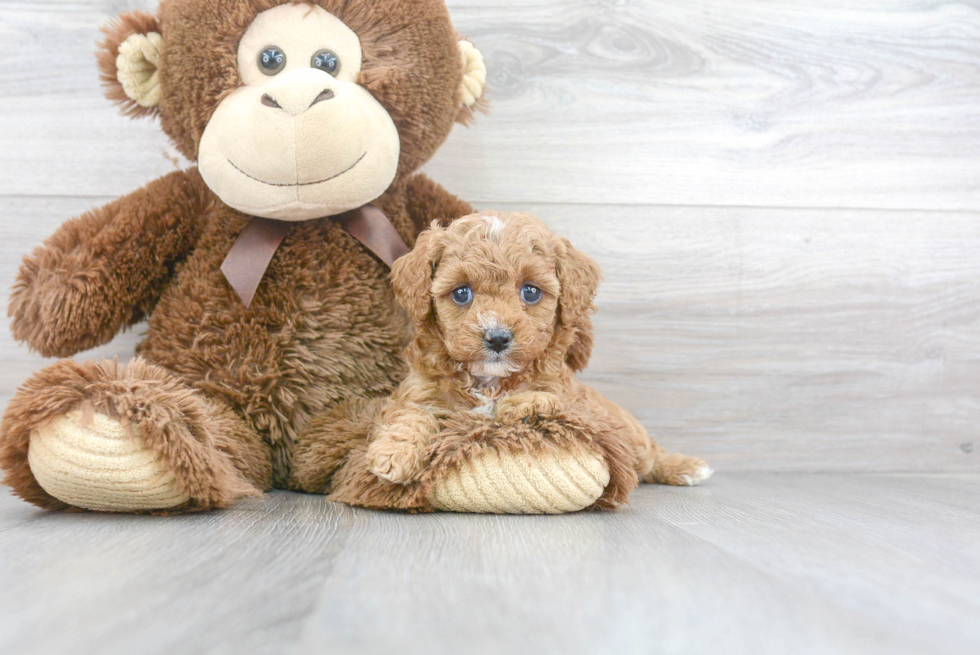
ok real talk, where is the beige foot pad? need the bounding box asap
[428,448,610,514]
[27,410,189,512]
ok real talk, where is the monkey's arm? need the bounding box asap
[404,173,474,234]
[9,168,210,358]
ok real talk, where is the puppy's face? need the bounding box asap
[391,211,602,381]
[430,216,561,378]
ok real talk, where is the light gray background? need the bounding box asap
[0,1,978,654]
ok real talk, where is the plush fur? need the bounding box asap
[293,212,713,511]
[0,358,267,512]
[298,399,640,511]
[97,11,162,119]
[1,1,700,515]
[0,0,479,510]
[97,0,474,176]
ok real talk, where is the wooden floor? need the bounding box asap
[1,2,978,653]
[1,473,977,655]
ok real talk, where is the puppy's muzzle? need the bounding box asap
[483,327,513,354]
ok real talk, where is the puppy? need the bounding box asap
[366,210,712,492]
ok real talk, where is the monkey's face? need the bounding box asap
[99,0,487,222]
[198,4,399,221]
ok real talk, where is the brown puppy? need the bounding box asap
[367,211,713,492]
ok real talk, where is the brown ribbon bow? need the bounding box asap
[220,204,410,307]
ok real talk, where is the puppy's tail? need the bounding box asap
[590,387,714,487]
[637,438,714,487]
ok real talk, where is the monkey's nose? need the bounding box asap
[309,89,335,107]
[260,94,282,109]
[260,88,335,115]
[483,328,513,354]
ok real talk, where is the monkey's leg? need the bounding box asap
[0,358,271,513]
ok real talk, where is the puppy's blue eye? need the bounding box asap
[521,284,543,304]
[451,285,473,306]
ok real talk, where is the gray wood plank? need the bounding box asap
[537,203,980,473]
[2,474,977,655]
[5,197,977,472]
[0,490,351,655]
[296,473,980,655]
[1,1,979,210]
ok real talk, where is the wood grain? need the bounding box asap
[300,473,980,655]
[538,203,980,473]
[1,4,978,653]
[0,490,351,655]
[434,0,980,210]
[3,198,977,472]
[1,1,979,209]
[6,474,977,654]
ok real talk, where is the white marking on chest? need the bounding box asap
[467,386,497,417]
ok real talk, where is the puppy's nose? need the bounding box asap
[483,328,513,353]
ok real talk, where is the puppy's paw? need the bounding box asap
[367,436,425,485]
[494,392,563,424]
[366,409,439,485]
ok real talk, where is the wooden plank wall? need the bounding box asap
[0,0,977,472]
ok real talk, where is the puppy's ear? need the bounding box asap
[556,238,602,372]
[565,315,595,373]
[391,222,446,323]
[97,11,163,118]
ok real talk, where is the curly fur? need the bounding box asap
[316,211,712,512]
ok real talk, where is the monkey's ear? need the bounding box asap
[455,39,487,125]
[97,11,163,118]
[391,222,446,324]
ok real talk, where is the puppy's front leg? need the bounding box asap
[367,405,439,484]
[495,392,563,424]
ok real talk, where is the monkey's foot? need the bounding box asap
[1,358,261,513]
[28,410,189,512]
[427,446,610,514]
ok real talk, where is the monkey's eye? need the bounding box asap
[311,49,340,76]
[258,46,287,75]
[451,285,473,306]
[521,284,543,305]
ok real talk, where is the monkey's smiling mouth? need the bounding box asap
[227,151,367,187]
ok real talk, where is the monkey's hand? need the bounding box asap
[9,170,207,358]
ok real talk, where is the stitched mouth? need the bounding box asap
[227,151,367,187]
